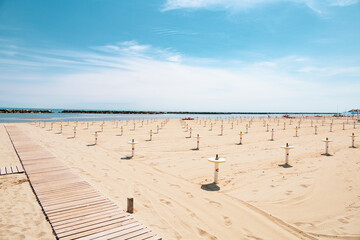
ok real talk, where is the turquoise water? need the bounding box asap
[0,108,335,123]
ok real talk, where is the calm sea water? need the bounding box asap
[0,108,335,123]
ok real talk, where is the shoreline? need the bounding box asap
[1,108,339,115]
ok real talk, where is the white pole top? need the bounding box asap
[208,154,226,163]
[281,143,294,150]
[322,138,333,143]
[128,139,138,145]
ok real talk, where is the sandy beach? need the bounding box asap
[1,117,359,239]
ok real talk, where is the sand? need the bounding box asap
[0,116,359,239]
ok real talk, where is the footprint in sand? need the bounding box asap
[185,208,197,217]
[286,190,293,195]
[300,184,309,188]
[160,198,172,206]
[36,232,47,238]
[224,179,232,185]
[205,198,222,207]
[186,192,194,198]
[338,218,349,224]
[223,216,232,226]
[197,227,217,240]
[169,183,180,188]
[294,222,314,227]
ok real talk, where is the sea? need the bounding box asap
[0,108,337,123]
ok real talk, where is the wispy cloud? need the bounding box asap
[297,66,360,76]
[330,0,359,6]
[0,41,359,111]
[152,28,198,37]
[161,0,359,14]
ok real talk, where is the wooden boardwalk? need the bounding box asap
[5,126,161,240]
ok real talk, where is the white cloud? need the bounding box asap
[255,61,277,67]
[161,0,359,13]
[94,41,150,55]
[1,42,359,111]
[330,0,359,6]
[167,54,182,62]
[297,66,360,76]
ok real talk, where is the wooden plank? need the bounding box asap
[38,191,100,204]
[35,183,91,196]
[45,198,111,214]
[36,185,93,198]
[23,161,64,168]
[0,165,25,175]
[30,173,79,183]
[21,158,59,164]
[128,233,161,240]
[111,228,153,240]
[41,195,105,209]
[52,208,126,228]
[55,215,133,235]
[39,193,101,207]
[11,166,18,174]
[59,219,141,240]
[16,165,24,173]
[75,222,143,240]
[48,204,119,222]
[6,166,13,174]
[38,190,98,203]
[30,177,84,189]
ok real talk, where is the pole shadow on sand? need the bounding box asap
[278,163,293,168]
[321,153,333,156]
[201,183,220,191]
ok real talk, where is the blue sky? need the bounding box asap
[0,0,359,112]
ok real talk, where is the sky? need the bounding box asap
[0,0,359,112]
